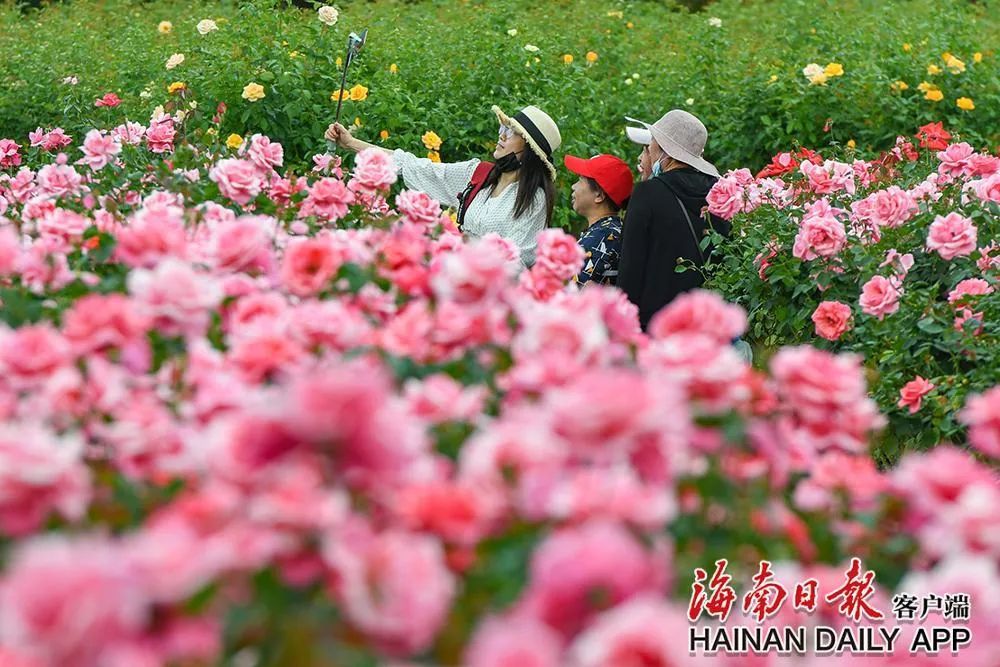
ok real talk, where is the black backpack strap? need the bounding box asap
[655,174,706,264]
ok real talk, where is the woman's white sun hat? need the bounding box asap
[625,109,719,177]
[492,104,562,180]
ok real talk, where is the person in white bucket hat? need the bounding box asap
[617,109,729,330]
[325,104,561,267]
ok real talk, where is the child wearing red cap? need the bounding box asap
[563,154,635,286]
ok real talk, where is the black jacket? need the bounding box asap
[618,168,730,329]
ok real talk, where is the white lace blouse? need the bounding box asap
[392,149,547,266]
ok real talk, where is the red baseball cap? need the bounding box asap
[563,154,634,207]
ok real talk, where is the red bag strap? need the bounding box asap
[457,161,495,228]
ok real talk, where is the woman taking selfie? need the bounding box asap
[325,104,561,267]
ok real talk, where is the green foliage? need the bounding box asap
[1,0,998,231]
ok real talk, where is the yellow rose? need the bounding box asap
[944,55,965,73]
[927,64,942,75]
[824,62,844,77]
[157,20,172,34]
[330,89,349,102]
[241,82,265,102]
[768,74,778,83]
[925,89,943,102]
[585,51,598,63]
[562,54,573,64]
[973,52,983,63]
[428,151,441,163]
[353,117,362,127]
[902,43,911,52]
[389,63,398,74]
[626,21,634,29]
[890,80,909,92]
[349,84,368,101]
[846,139,856,149]
[336,57,343,69]
[226,133,244,149]
[956,97,975,110]
[167,81,186,93]
[421,131,443,151]
[917,81,936,92]
[379,130,390,140]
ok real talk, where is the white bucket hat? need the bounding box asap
[492,104,561,180]
[625,109,719,177]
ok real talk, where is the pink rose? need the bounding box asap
[430,238,515,304]
[244,134,284,174]
[898,376,935,414]
[792,213,846,260]
[465,616,563,667]
[280,236,343,297]
[534,228,584,282]
[647,289,747,342]
[348,147,398,194]
[396,189,443,226]
[209,158,263,206]
[0,424,90,536]
[0,324,71,388]
[959,386,1000,458]
[800,159,855,195]
[926,212,977,260]
[35,163,83,198]
[127,258,223,338]
[144,117,176,154]
[0,138,21,168]
[864,186,917,229]
[0,535,148,665]
[112,121,146,146]
[770,346,884,456]
[77,129,121,171]
[299,176,355,221]
[948,278,993,305]
[706,173,749,220]
[811,300,853,341]
[517,521,663,638]
[323,524,455,655]
[62,293,149,354]
[211,216,274,273]
[114,202,188,268]
[968,173,1000,204]
[567,596,692,667]
[859,275,902,319]
[936,142,974,179]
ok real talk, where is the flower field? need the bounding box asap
[1,0,999,665]
[1,0,997,229]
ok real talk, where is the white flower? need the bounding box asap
[507,28,518,36]
[802,63,824,79]
[524,44,539,53]
[632,73,640,79]
[139,90,152,99]
[62,76,78,85]
[165,53,185,70]
[188,100,198,109]
[196,19,218,35]
[685,97,695,105]
[624,78,633,85]
[317,5,339,26]
[175,110,187,122]
[708,17,723,27]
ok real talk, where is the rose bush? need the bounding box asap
[1,117,998,665]
[704,122,999,463]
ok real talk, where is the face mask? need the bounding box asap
[495,151,523,173]
[650,158,663,178]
